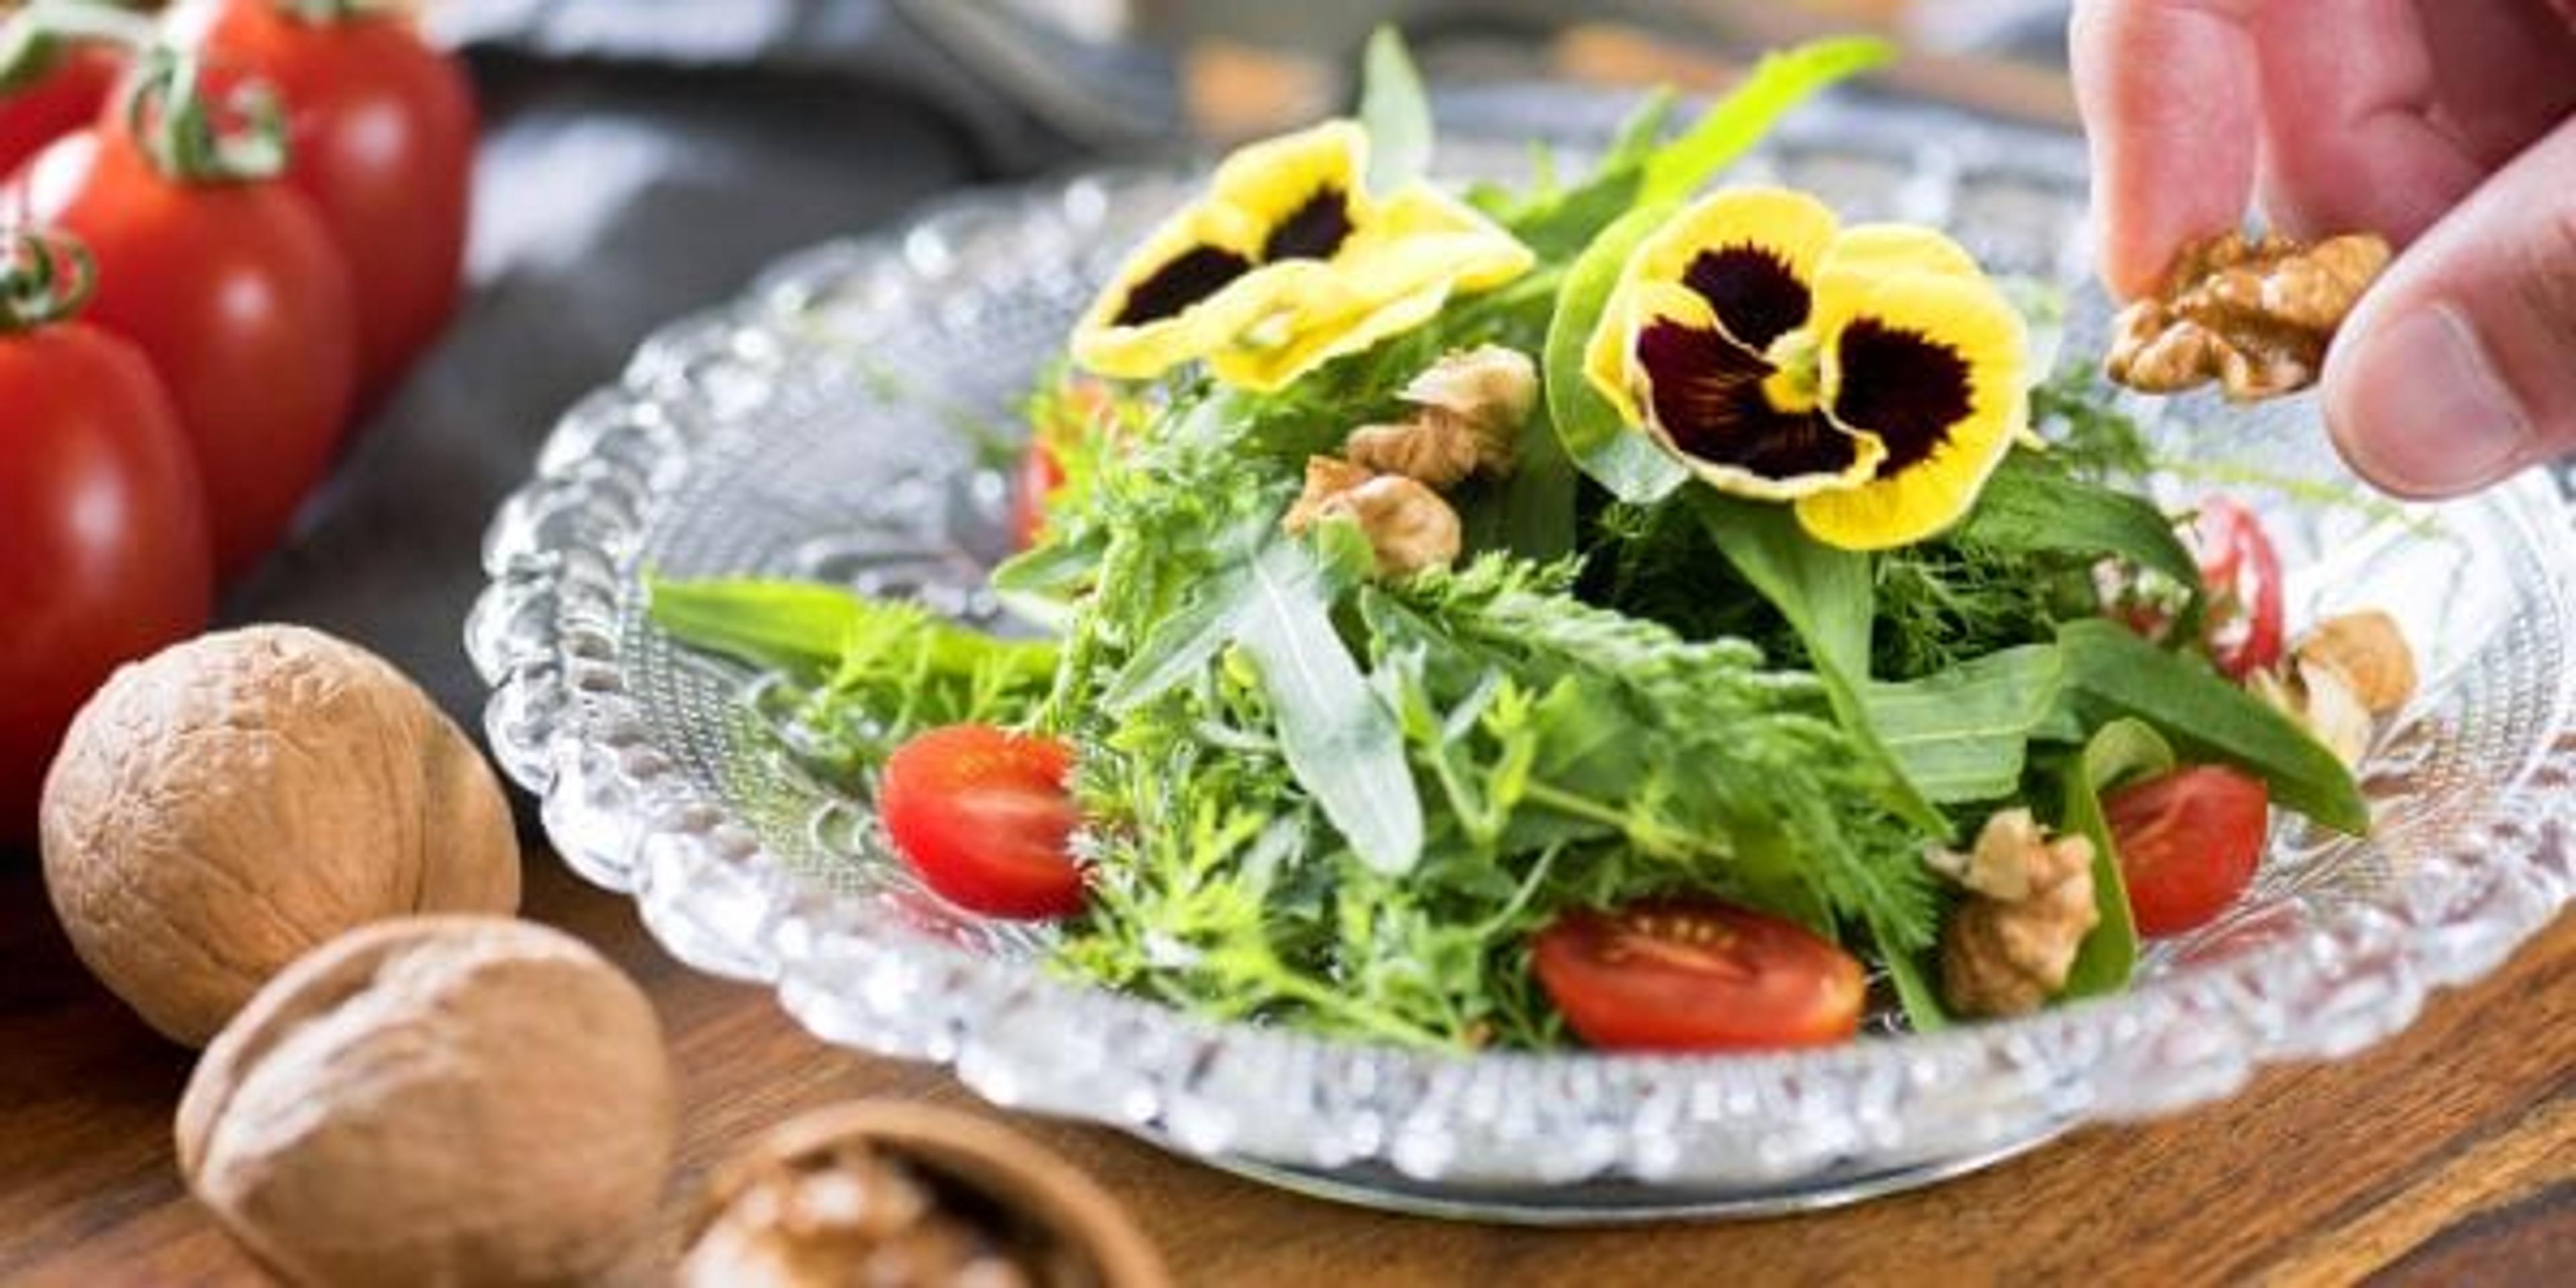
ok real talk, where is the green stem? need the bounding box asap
[1519,779,1695,855]
[278,0,394,24]
[0,1,156,91]
[0,228,97,333]
[123,44,289,184]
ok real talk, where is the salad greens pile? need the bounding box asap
[653,33,2363,1050]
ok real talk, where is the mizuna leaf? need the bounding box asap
[1638,36,1895,205]
[648,576,1056,682]
[1543,203,1691,504]
[1358,25,1433,195]
[2049,716,2170,999]
[2057,618,2368,834]
[1864,643,2064,803]
[1962,452,2200,593]
[1234,541,1426,873]
[1695,494,1944,833]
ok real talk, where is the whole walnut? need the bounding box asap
[176,916,678,1287]
[41,626,520,1046]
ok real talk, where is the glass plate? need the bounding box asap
[467,94,2576,1222]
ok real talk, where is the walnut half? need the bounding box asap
[1932,809,2101,1018]
[2106,231,2390,401]
[1282,456,1462,578]
[1344,344,1536,488]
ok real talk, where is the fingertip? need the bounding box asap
[2324,301,2535,498]
[2070,0,2263,299]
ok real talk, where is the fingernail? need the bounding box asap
[2328,305,2533,497]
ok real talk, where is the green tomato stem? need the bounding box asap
[122,44,290,184]
[0,228,99,333]
[277,0,395,23]
[0,1,156,91]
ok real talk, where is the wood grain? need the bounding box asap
[2,851,2567,1286]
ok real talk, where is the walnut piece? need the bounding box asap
[176,916,677,1287]
[2251,659,2373,769]
[1282,455,1462,578]
[1345,345,1537,488]
[1933,809,2101,1018]
[682,1101,1169,1288]
[2106,231,2391,401]
[40,625,521,1046]
[2294,609,2416,715]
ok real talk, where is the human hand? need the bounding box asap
[2070,0,2576,497]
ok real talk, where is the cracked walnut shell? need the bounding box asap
[1933,809,2101,1018]
[40,625,521,1046]
[176,916,678,1287]
[2106,231,2390,400]
[682,1101,1169,1288]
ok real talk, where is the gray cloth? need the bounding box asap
[225,13,1063,724]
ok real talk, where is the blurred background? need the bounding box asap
[258,0,2082,722]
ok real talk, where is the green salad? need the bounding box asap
[653,34,2383,1053]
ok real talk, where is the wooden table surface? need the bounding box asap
[3,848,2568,1287]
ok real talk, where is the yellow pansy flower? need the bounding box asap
[1585,187,2028,549]
[1073,121,1533,394]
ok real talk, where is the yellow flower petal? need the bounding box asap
[1071,121,1370,381]
[1809,223,1982,313]
[1072,121,1530,390]
[1208,119,1369,235]
[1587,186,1838,431]
[1208,236,1521,391]
[1621,280,1884,500]
[1205,191,1532,392]
[1795,268,2029,550]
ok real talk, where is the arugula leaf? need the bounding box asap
[1638,36,1896,205]
[2051,717,2169,998]
[1102,564,1252,712]
[1503,91,1673,260]
[1864,643,2063,803]
[1876,925,1950,1032]
[1232,541,1426,874]
[2057,619,2368,833]
[648,576,1055,683]
[1695,494,1944,832]
[1542,203,1692,503]
[1962,453,2199,594]
[1358,25,1432,195]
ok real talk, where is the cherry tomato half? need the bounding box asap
[1,233,214,838]
[175,0,477,404]
[0,44,121,177]
[2104,765,2270,937]
[879,724,1085,920]
[11,83,358,578]
[1532,899,1866,1052]
[2196,495,2284,680]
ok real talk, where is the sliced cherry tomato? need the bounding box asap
[1009,439,1065,551]
[2104,765,2269,936]
[175,0,477,404]
[879,724,1085,919]
[9,58,358,578]
[1532,899,1865,1052]
[0,44,122,177]
[1,229,214,838]
[2195,494,2284,680]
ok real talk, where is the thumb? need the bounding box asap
[2322,119,2576,498]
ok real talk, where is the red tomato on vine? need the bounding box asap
[9,46,356,578]
[0,42,122,177]
[172,0,477,403]
[0,230,214,838]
